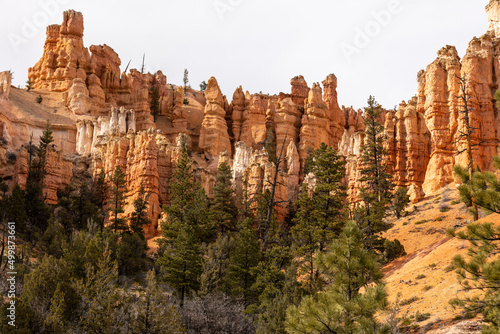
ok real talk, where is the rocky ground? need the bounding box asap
[380,185,499,333]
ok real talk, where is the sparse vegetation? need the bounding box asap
[392,187,410,219]
[36,94,43,103]
[415,311,431,322]
[400,296,420,306]
[26,79,33,91]
[183,68,189,94]
[200,80,207,92]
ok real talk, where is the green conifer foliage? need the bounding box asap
[129,184,151,238]
[291,143,347,292]
[209,161,238,235]
[225,218,261,304]
[356,96,394,251]
[158,225,203,307]
[133,270,187,333]
[286,222,388,334]
[449,222,500,333]
[109,166,127,233]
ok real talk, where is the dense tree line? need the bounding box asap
[0,97,416,333]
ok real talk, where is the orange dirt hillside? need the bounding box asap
[380,185,500,332]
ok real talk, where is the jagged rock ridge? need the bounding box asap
[1,5,500,236]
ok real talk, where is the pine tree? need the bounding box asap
[109,166,127,233]
[449,221,500,333]
[291,143,347,292]
[129,184,151,238]
[78,244,132,333]
[5,184,28,236]
[285,222,388,334]
[209,161,238,235]
[392,187,410,219]
[21,255,79,332]
[150,85,160,122]
[455,151,500,216]
[356,96,394,251]
[252,240,300,334]
[158,147,207,306]
[56,183,99,234]
[158,225,203,307]
[225,218,261,304]
[255,263,302,334]
[43,283,68,334]
[200,234,232,295]
[161,147,209,241]
[265,128,277,163]
[93,169,107,232]
[25,121,54,241]
[183,68,189,94]
[200,80,207,92]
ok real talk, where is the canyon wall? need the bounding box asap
[2,6,500,236]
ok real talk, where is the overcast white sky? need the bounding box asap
[0,0,490,109]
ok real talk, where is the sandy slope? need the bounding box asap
[381,186,499,332]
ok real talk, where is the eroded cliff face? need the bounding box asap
[3,7,500,236]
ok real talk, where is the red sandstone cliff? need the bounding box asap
[1,5,499,236]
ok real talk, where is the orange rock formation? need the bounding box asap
[2,5,499,237]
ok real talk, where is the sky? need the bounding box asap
[0,0,490,109]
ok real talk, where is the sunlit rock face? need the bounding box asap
[4,6,500,237]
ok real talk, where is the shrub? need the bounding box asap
[383,238,406,263]
[415,311,430,322]
[183,98,189,105]
[180,294,254,334]
[6,151,16,163]
[392,187,410,218]
[400,296,419,306]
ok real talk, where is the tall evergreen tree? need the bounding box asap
[209,161,238,235]
[5,184,28,237]
[162,146,209,240]
[200,234,232,295]
[392,187,410,219]
[78,245,132,333]
[157,146,208,306]
[265,128,277,163]
[158,225,203,307]
[252,238,300,334]
[129,184,151,238]
[55,183,99,234]
[93,169,108,232]
[291,143,347,292]
[183,68,189,94]
[150,85,160,122]
[109,166,127,234]
[356,96,394,251]
[25,121,54,241]
[285,222,388,334]
[225,218,261,304]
